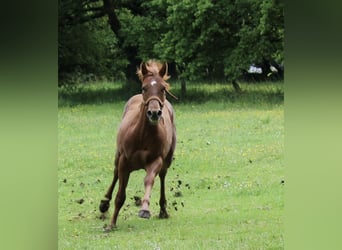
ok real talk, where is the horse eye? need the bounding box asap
[141,87,146,93]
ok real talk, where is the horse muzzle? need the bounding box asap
[147,109,163,124]
[145,97,164,125]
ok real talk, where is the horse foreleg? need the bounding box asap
[139,157,163,219]
[159,167,169,218]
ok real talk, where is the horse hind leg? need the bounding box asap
[105,156,130,231]
[99,152,120,213]
[158,168,169,219]
[99,166,118,213]
[158,146,174,218]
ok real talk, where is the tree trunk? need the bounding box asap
[232,80,242,92]
[102,0,121,37]
[181,78,186,97]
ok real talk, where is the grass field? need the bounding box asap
[58,82,284,249]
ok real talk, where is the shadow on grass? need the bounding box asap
[58,82,284,107]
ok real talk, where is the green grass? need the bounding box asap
[58,82,284,249]
[58,81,284,107]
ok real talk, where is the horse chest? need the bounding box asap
[120,125,168,159]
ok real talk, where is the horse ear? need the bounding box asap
[141,62,149,76]
[137,62,146,81]
[159,62,168,79]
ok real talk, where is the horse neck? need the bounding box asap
[133,102,167,156]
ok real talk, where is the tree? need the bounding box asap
[58,0,127,84]
[58,0,284,86]
[153,0,283,91]
[223,0,284,81]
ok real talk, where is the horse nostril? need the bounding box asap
[147,110,162,121]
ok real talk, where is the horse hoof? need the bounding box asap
[159,210,169,219]
[99,199,110,213]
[138,209,151,219]
[103,224,116,232]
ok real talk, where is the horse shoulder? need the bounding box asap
[164,100,176,141]
[117,95,143,153]
[122,94,143,117]
[164,100,175,124]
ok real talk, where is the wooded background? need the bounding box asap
[58,0,284,85]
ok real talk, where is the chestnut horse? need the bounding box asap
[99,60,177,231]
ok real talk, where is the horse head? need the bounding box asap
[138,60,177,125]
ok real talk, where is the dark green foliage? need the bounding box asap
[58,20,128,84]
[58,0,283,84]
[223,0,284,80]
